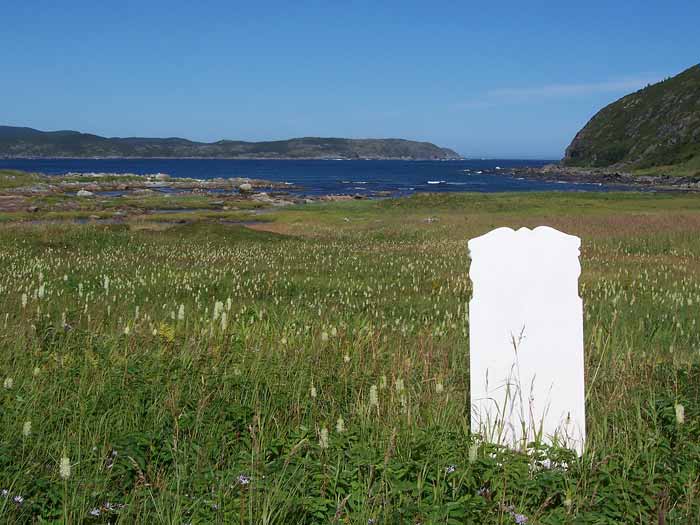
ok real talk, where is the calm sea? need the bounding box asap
[0,158,624,196]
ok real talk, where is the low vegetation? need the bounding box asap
[0,192,699,523]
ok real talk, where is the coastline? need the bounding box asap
[0,156,463,161]
[509,164,700,192]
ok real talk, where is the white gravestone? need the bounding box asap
[468,226,586,454]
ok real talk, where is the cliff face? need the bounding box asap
[0,127,461,160]
[563,64,700,171]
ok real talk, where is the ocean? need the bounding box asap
[0,158,624,196]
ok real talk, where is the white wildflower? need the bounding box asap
[675,403,685,425]
[59,455,71,480]
[335,417,345,433]
[468,443,479,463]
[319,427,329,449]
[369,385,379,407]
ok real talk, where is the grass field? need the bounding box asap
[1,192,699,523]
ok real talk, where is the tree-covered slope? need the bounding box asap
[563,64,700,173]
[0,126,460,160]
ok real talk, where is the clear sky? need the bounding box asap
[1,1,698,158]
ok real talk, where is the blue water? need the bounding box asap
[0,158,624,196]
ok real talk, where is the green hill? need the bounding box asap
[563,64,700,175]
[0,126,460,160]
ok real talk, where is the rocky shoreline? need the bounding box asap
[0,170,389,217]
[5,172,294,195]
[509,164,700,191]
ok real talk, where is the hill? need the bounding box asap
[0,126,460,160]
[563,64,700,175]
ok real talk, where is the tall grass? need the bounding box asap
[0,194,699,523]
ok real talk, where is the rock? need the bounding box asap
[252,192,274,203]
[153,173,170,181]
[77,190,94,197]
[239,183,253,193]
[26,206,39,213]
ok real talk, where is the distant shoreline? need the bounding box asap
[0,156,463,161]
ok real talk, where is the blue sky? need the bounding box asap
[1,1,698,158]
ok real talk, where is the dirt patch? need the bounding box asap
[0,195,28,212]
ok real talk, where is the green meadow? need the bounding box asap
[1,192,699,523]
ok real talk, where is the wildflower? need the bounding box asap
[213,301,223,320]
[468,443,479,463]
[1,489,8,497]
[12,495,23,505]
[22,421,31,437]
[513,513,528,524]
[435,381,444,394]
[123,325,130,335]
[89,508,101,517]
[321,331,329,343]
[369,385,379,407]
[177,304,185,321]
[310,385,317,398]
[21,293,27,308]
[445,464,456,474]
[59,455,71,480]
[675,403,685,425]
[343,354,350,363]
[319,427,330,449]
[336,417,345,433]
[237,474,250,485]
[3,377,13,389]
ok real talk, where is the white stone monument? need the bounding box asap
[468,226,585,454]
